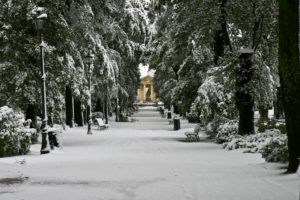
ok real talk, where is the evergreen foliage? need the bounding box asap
[148,0,278,135]
[0,0,150,124]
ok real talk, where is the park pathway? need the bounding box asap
[0,107,298,200]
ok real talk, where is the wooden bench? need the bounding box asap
[184,124,201,142]
[96,118,109,129]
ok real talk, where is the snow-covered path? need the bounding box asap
[0,107,299,200]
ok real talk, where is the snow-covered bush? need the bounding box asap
[222,129,288,163]
[215,120,238,143]
[190,70,237,137]
[260,135,288,162]
[256,119,286,134]
[0,106,36,157]
[186,112,200,123]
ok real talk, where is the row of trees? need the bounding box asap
[147,0,300,173]
[0,1,150,128]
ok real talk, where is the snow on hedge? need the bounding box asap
[0,106,36,157]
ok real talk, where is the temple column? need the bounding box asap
[151,84,154,101]
[143,84,146,101]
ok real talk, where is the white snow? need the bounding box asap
[0,107,298,200]
[238,48,254,54]
[37,13,47,19]
[139,64,155,78]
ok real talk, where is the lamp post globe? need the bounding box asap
[86,51,94,135]
[34,8,49,154]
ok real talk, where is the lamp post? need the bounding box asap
[35,8,49,154]
[86,51,94,135]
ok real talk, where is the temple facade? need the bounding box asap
[137,75,156,102]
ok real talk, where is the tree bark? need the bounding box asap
[74,99,83,126]
[279,0,300,173]
[213,0,232,64]
[25,104,38,129]
[104,86,109,124]
[235,52,255,135]
[173,104,179,114]
[25,104,39,144]
[83,108,87,125]
[274,87,284,119]
[95,98,102,112]
[65,86,74,127]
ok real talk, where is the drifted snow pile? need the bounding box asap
[0,106,36,157]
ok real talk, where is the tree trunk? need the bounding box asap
[104,92,108,124]
[173,104,179,114]
[95,98,102,112]
[279,0,300,173]
[25,104,38,129]
[213,0,232,64]
[48,111,54,127]
[65,86,74,127]
[74,99,83,126]
[274,87,284,119]
[259,106,268,122]
[214,30,224,64]
[25,104,39,144]
[115,98,119,122]
[83,108,87,125]
[235,51,255,135]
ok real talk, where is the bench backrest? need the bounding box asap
[193,124,201,134]
[96,118,105,125]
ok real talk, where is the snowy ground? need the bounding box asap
[0,107,299,200]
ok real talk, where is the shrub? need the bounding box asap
[0,106,36,157]
[186,112,200,123]
[223,135,246,150]
[215,120,238,143]
[222,128,288,163]
[260,135,288,162]
[256,119,286,134]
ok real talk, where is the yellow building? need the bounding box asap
[137,75,156,102]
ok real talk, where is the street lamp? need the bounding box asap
[34,7,49,154]
[86,51,94,135]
